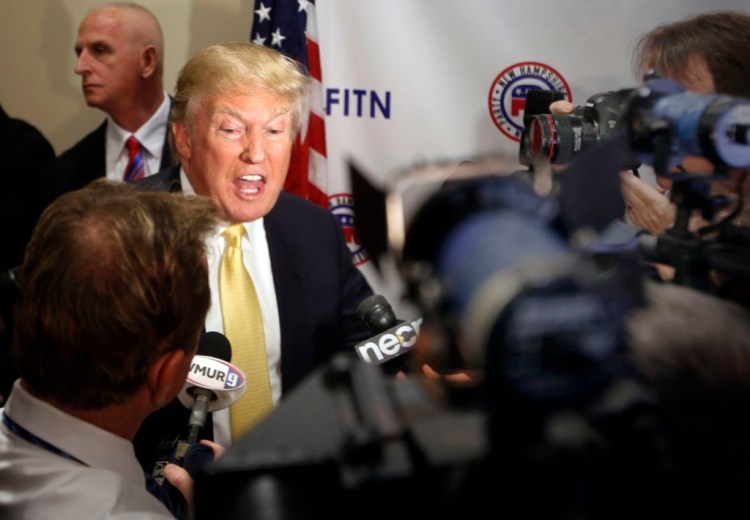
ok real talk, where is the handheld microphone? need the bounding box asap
[149,331,247,518]
[355,294,423,373]
[178,331,247,444]
[151,332,247,488]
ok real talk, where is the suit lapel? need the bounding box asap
[87,122,108,184]
[159,97,175,170]
[264,196,313,391]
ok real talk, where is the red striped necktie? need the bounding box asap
[123,136,145,181]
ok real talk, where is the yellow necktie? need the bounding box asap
[220,223,273,440]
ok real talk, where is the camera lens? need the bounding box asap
[527,115,552,162]
[525,114,597,165]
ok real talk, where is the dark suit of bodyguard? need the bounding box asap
[35,119,173,205]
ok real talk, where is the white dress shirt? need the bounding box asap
[105,93,171,180]
[0,381,173,519]
[180,169,282,448]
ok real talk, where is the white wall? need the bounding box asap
[0,0,255,155]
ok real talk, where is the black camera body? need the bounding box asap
[519,78,750,174]
[516,78,750,301]
[519,88,634,167]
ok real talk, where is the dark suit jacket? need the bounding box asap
[35,118,174,208]
[0,107,56,403]
[133,165,375,471]
[0,107,55,272]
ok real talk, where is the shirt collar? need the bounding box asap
[107,92,170,158]
[2,380,147,487]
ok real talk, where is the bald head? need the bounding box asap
[88,3,164,69]
[74,2,165,129]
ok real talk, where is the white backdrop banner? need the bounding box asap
[310,0,749,307]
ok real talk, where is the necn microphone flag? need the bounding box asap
[250,0,329,209]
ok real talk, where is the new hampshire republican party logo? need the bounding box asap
[488,61,572,142]
[329,192,370,267]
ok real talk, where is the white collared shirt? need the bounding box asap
[0,381,173,519]
[105,93,171,180]
[180,169,282,448]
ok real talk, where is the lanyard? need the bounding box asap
[3,410,182,518]
[2,412,87,466]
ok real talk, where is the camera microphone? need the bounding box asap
[354,294,422,374]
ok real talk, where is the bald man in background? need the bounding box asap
[33,2,174,209]
[2,3,178,404]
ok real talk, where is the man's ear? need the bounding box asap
[173,122,192,162]
[140,45,158,79]
[146,348,193,409]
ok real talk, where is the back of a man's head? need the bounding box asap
[12,179,217,409]
[629,281,750,401]
[627,281,750,504]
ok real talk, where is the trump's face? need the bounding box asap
[174,89,294,223]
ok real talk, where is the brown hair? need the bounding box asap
[13,179,217,409]
[633,10,750,98]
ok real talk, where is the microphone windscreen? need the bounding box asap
[357,294,397,333]
[198,331,232,362]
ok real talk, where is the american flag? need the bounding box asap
[250,0,329,209]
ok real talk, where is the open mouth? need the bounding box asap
[235,174,264,196]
